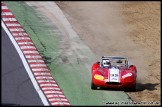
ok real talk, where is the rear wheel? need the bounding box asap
[91,82,97,90]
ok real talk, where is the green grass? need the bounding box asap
[4,1,133,105]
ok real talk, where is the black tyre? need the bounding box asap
[130,84,136,92]
[125,84,136,92]
[91,82,97,90]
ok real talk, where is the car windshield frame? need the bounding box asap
[101,56,128,69]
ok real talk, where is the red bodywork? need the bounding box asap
[91,62,137,90]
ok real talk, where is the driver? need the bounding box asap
[104,60,111,68]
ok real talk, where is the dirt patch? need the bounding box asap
[120,2,160,102]
[56,1,160,103]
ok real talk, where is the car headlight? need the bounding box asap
[94,74,104,80]
[122,73,132,78]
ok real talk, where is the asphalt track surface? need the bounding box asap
[1,28,44,106]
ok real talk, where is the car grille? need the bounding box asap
[106,82,122,85]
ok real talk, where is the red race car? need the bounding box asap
[91,56,137,91]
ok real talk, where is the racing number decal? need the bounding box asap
[110,74,119,78]
[109,68,120,82]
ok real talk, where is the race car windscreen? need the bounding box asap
[110,59,127,68]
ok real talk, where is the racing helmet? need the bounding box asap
[103,60,111,67]
[106,60,111,67]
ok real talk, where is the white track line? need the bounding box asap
[2,2,70,105]
[2,20,49,106]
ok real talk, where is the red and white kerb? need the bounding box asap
[1,2,70,106]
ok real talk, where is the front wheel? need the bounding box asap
[91,82,97,90]
[125,84,136,92]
